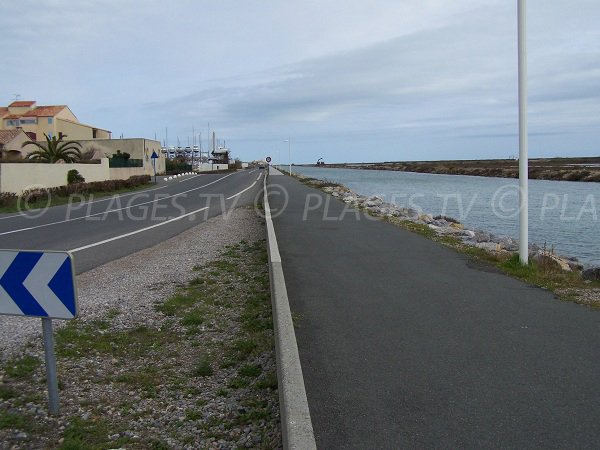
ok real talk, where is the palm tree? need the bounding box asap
[22,133,82,163]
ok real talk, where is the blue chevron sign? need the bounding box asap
[0,250,77,320]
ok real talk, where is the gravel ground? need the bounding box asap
[0,208,262,360]
[0,207,282,449]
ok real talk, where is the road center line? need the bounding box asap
[70,206,210,253]
[226,173,262,200]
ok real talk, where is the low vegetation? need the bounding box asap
[0,175,152,213]
[0,239,279,449]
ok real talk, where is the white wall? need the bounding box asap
[0,159,110,194]
[195,163,230,172]
[109,167,146,180]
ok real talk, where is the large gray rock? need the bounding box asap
[497,237,519,252]
[365,197,383,207]
[476,242,500,252]
[474,230,493,243]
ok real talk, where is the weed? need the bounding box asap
[193,354,213,377]
[256,372,278,390]
[216,388,229,397]
[60,416,123,449]
[106,308,120,319]
[228,376,250,389]
[231,339,258,359]
[5,355,40,379]
[0,411,30,430]
[185,409,202,421]
[0,386,16,400]
[239,364,262,378]
[181,307,206,327]
[155,293,197,316]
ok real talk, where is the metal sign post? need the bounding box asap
[0,250,78,415]
[151,150,159,184]
[42,318,59,414]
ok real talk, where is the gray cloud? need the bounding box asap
[2,0,599,162]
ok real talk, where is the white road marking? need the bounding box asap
[70,205,209,252]
[226,173,262,200]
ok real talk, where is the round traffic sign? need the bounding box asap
[266,156,272,163]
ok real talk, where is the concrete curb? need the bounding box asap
[264,168,317,450]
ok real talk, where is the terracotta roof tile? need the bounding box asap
[0,107,8,117]
[0,129,26,145]
[8,100,36,107]
[21,105,66,117]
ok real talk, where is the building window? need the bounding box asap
[19,118,37,125]
[48,117,53,124]
[5,120,18,127]
[48,132,53,138]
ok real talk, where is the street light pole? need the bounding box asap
[284,138,291,175]
[518,0,528,264]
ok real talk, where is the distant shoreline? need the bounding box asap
[306,157,600,182]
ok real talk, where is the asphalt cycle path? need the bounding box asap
[268,170,600,449]
[0,169,265,273]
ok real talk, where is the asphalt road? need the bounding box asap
[0,169,265,273]
[268,171,600,449]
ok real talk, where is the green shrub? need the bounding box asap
[67,169,85,184]
[0,192,17,208]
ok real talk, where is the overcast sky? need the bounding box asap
[2,0,599,163]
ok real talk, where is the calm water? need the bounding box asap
[290,166,600,266]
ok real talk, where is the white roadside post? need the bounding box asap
[518,0,529,264]
[0,250,78,415]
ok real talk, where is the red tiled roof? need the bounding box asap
[0,129,26,145]
[21,105,67,117]
[8,100,36,107]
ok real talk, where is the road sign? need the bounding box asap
[151,151,158,183]
[266,156,272,163]
[0,250,77,319]
[0,249,77,415]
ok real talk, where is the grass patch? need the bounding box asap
[229,339,258,361]
[4,355,40,380]
[216,388,229,397]
[181,307,206,327]
[0,386,16,400]
[193,354,213,377]
[239,364,262,378]
[56,323,176,358]
[256,372,278,390]
[228,376,250,389]
[59,416,126,450]
[115,367,161,393]
[155,293,198,316]
[0,411,31,430]
[185,409,203,421]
